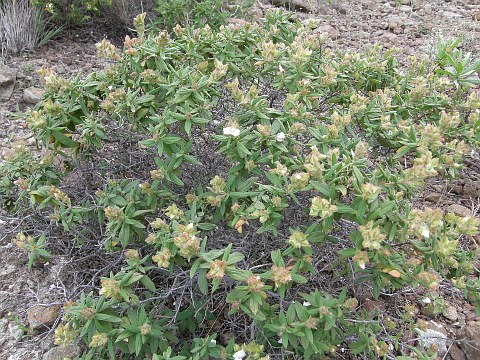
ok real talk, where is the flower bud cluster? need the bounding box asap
[209,175,226,194]
[246,275,266,294]
[105,206,124,222]
[27,110,45,129]
[164,203,184,220]
[310,197,337,218]
[37,67,66,92]
[271,161,289,177]
[99,278,122,299]
[361,183,382,203]
[49,186,71,206]
[13,232,34,249]
[211,59,228,81]
[152,247,171,268]
[96,39,120,60]
[288,230,309,249]
[90,332,109,348]
[445,212,480,236]
[206,259,227,280]
[288,172,310,191]
[304,145,326,179]
[270,265,292,289]
[173,223,200,260]
[416,271,440,291]
[359,221,385,251]
[407,207,443,239]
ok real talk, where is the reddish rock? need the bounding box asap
[27,304,61,329]
[363,298,385,312]
[456,321,480,359]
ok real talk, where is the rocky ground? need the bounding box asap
[0,0,479,359]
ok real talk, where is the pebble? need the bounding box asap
[443,10,463,18]
[399,5,412,12]
[447,204,473,218]
[443,306,459,321]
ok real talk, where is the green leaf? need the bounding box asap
[140,275,156,292]
[198,269,208,295]
[52,130,78,147]
[338,248,356,257]
[125,218,145,229]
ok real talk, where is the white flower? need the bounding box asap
[359,262,366,270]
[421,227,430,239]
[421,297,431,305]
[278,338,282,344]
[223,126,240,137]
[233,349,247,360]
[276,132,285,142]
[303,301,311,307]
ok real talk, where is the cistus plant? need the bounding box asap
[2,10,480,359]
[31,0,113,25]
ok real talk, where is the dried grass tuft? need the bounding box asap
[0,0,38,56]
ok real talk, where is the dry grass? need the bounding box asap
[0,0,38,57]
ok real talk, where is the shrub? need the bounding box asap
[153,0,230,30]
[2,11,480,359]
[31,0,113,25]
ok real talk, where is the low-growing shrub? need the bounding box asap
[31,0,113,25]
[2,11,480,359]
[153,0,230,30]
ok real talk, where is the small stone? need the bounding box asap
[443,306,459,321]
[23,87,45,104]
[8,322,24,342]
[0,64,16,101]
[412,0,424,10]
[0,318,8,347]
[473,12,480,21]
[363,299,385,312]
[456,321,480,359]
[446,204,473,218]
[27,304,61,329]
[42,343,80,360]
[226,18,248,27]
[443,11,463,18]
[399,5,412,12]
[449,343,467,360]
[380,31,398,45]
[451,184,464,195]
[313,24,339,39]
[463,182,479,198]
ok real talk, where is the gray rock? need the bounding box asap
[416,321,450,355]
[442,10,463,18]
[23,87,45,104]
[399,5,412,12]
[42,343,80,360]
[0,64,16,101]
[0,318,8,347]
